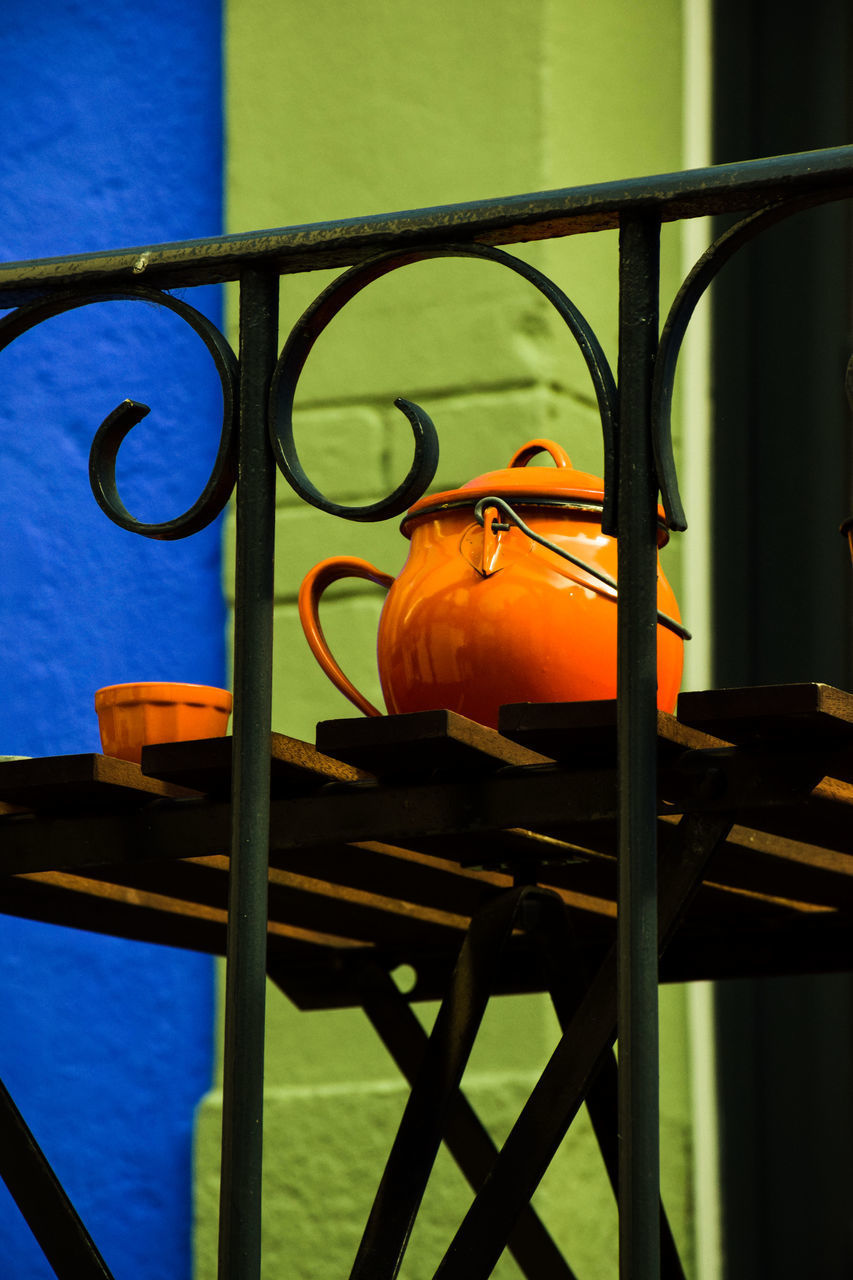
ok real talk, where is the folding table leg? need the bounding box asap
[0,1075,114,1279]
[527,894,685,1280]
[433,812,734,1280]
[266,954,575,1278]
[346,885,557,1280]
[357,961,580,1280]
[269,811,729,1280]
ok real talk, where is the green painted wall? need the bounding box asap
[195,1,693,1275]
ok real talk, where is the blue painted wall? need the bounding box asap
[0,3,223,1276]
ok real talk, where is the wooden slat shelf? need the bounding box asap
[498,699,726,762]
[678,682,853,746]
[1,685,852,1007]
[141,731,370,795]
[316,707,553,778]
[0,752,200,810]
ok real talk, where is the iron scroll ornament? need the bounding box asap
[0,285,238,541]
[268,242,619,526]
[652,188,853,533]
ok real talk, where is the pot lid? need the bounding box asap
[402,437,669,542]
[404,439,603,519]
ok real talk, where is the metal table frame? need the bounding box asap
[0,145,852,1279]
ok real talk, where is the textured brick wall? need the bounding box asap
[195,1,694,1275]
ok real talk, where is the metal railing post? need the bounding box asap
[616,214,663,1280]
[218,269,279,1280]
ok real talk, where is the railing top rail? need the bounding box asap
[1,144,852,306]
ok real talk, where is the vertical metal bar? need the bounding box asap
[218,268,279,1280]
[616,213,662,1280]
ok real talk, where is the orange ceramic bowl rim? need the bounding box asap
[94,682,233,712]
[95,682,233,763]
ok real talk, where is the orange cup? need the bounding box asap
[94,682,233,764]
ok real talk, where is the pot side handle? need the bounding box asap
[298,557,395,718]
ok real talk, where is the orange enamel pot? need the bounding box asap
[299,439,685,729]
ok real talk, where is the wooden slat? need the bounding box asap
[57,852,472,950]
[0,753,198,810]
[4,868,372,958]
[366,826,592,876]
[1,842,849,1001]
[701,823,853,911]
[0,689,852,1004]
[266,767,618,851]
[273,841,513,917]
[141,731,369,795]
[68,830,847,941]
[707,781,853,857]
[498,700,723,762]
[267,866,471,948]
[532,816,853,921]
[78,834,618,942]
[677,682,853,746]
[316,709,552,778]
[0,797,232,877]
[0,870,228,954]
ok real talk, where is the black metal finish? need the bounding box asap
[217,270,279,1280]
[0,286,239,541]
[0,1076,115,1279]
[347,886,671,1280]
[1,146,852,306]
[268,242,616,525]
[534,909,685,1280]
[314,960,579,1280]
[428,888,692,1280]
[0,145,851,1280]
[615,214,663,1280]
[348,887,538,1280]
[652,191,850,532]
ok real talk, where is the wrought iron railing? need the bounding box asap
[1,144,852,1280]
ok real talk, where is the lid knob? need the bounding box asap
[507,439,572,470]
